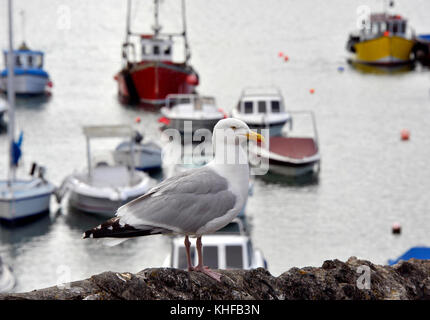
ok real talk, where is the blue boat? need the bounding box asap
[0,43,52,95]
[388,246,430,266]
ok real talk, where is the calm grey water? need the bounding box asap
[1,0,430,292]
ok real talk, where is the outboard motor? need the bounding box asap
[29,162,37,176]
[134,130,143,144]
[38,166,47,182]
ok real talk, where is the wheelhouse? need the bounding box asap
[362,13,409,39]
[3,50,44,70]
[237,96,285,115]
[166,94,217,112]
[140,35,173,62]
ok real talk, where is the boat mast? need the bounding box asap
[125,0,131,43]
[7,0,16,185]
[152,0,161,36]
[182,0,191,63]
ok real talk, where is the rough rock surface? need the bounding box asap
[1,257,430,300]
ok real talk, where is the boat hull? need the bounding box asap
[164,118,222,134]
[68,191,133,217]
[353,35,414,65]
[116,61,198,105]
[0,181,54,223]
[0,74,49,95]
[113,141,162,171]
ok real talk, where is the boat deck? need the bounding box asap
[269,136,317,159]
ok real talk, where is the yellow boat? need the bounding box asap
[347,13,414,66]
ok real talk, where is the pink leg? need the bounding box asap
[184,235,194,271]
[193,236,222,282]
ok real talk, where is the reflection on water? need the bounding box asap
[0,0,430,292]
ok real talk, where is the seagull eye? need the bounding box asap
[230,126,237,130]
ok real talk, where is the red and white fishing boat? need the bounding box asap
[114,0,199,106]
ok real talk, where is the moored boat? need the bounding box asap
[160,94,225,134]
[413,34,430,66]
[231,87,291,137]
[57,125,156,217]
[0,43,52,95]
[0,1,55,225]
[250,111,320,180]
[115,0,199,106]
[346,3,415,67]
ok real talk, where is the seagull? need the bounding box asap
[83,118,263,281]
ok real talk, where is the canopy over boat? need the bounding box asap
[388,246,430,265]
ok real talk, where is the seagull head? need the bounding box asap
[212,118,264,158]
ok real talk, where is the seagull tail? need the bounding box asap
[82,217,165,240]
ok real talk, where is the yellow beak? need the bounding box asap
[246,131,264,143]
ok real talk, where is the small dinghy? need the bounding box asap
[231,87,291,137]
[113,130,162,172]
[160,94,225,134]
[250,111,321,179]
[0,256,15,293]
[58,125,155,217]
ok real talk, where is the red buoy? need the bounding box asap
[158,117,170,125]
[392,222,401,235]
[400,129,410,141]
[278,52,284,57]
[383,31,390,37]
[186,74,199,86]
[309,88,315,94]
[135,116,141,123]
[284,55,289,62]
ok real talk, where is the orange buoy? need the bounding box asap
[309,88,315,94]
[135,116,141,123]
[400,129,410,141]
[392,222,401,235]
[383,31,390,37]
[278,52,284,57]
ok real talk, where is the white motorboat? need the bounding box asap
[0,1,55,224]
[113,130,162,172]
[231,87,292,137]
[58,125,156,217]
[160,94,225,134]
[0,256,15,293]
[163,219,267,270]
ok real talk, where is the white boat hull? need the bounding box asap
[0,74,48,95]
[0,180,55,222]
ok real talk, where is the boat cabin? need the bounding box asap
[170,234,258,270]
[140,35,173,61]
[237,95,285,116]
[3,50,44,70]
[363,13,408,38]
[166,94,217,112]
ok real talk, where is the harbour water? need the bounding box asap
[1,0,430,292]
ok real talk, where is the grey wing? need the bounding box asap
[116,167,237,233]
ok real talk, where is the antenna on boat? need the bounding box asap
[19,9,27,49]
[6,0,16,185]
[125,0,131,43]
[152,0,162,36]
[182,0,191,62]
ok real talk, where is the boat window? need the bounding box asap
[380,22,387,32]
[392,22,398,34]
[244,101,253,114]
[15,55,22,67]
[177,246,194,270]
[247,240,253,267]
[400,21,406,34]
[35,55,43,68]
[203,246,218,269]
[142,45,146,55]
[271,101,280,113]
[258,101,266,113]
[164,45,171,55]
[153,45,160,55]
[226,245,243,269]
[28,55,33,67]
[371,23,378,35]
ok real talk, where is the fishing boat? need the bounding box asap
[159,94,225,134]
[346,1,415,66]
[114,0,199,106]
[250,111,320,179]
[231,87,291,137]
[163,219,267,270]
[0,0,55,224]
[0,256,15,293]
[57,125,155,217]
